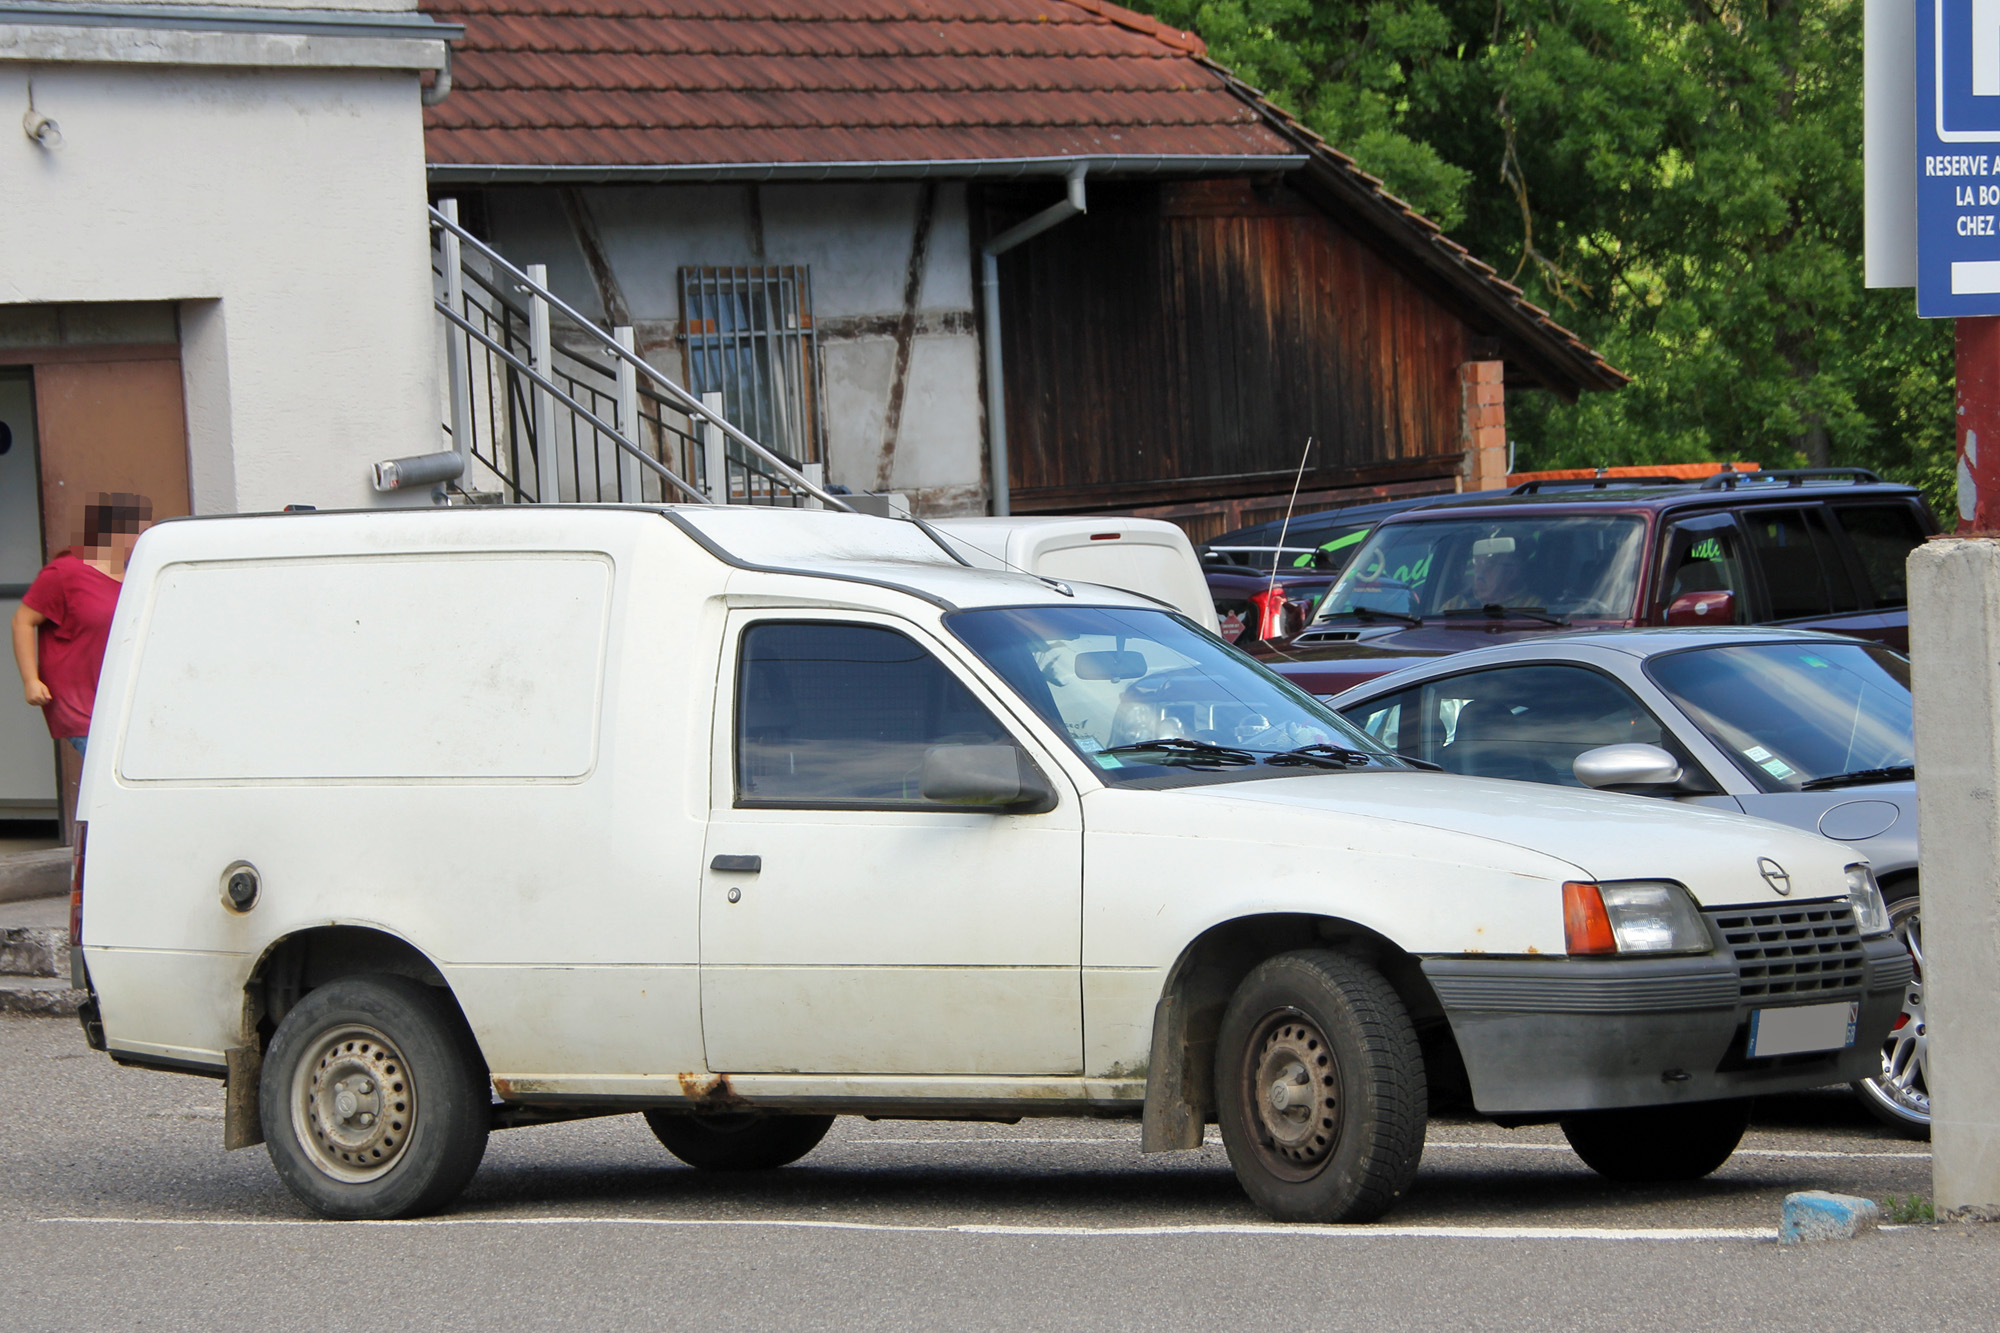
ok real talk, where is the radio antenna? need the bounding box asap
[1267,436,1315,594]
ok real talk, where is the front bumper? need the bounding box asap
[1422,925,1912,1117]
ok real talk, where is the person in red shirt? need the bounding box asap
[10,493,153,757]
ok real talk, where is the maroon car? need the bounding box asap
[1257,469,1938,697]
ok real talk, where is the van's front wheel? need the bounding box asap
[1214,950,1427,1223]
[260,975,491,1219]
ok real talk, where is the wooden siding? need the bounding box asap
[993,179,1470,513]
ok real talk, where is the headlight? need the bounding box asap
[1846,863,1891,937]
[1564,880,1712,955]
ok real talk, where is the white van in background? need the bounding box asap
[929,516,1218,634]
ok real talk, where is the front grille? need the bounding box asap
[1704,900,1866,1001]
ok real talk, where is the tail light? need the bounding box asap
[69,821,86,950]
[1250,587,1291,641]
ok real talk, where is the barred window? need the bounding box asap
[679,266,823,466]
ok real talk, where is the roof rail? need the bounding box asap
[1510,475,1688,494]
[1698,467,1884,491]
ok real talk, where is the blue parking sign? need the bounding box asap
[1919,0,2000,314]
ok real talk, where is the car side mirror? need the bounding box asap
[921,744,1057,813]
[1573,743,1685,792]
[1665,589,1735,626]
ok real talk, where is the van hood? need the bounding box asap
[1166,770,1858,907]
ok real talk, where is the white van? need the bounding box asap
[928,516,1219,633]
[71,506,1908,1221]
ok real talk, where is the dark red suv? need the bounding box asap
[1258,469,1939,697]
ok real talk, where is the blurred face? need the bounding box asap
[1470,552,1518,604]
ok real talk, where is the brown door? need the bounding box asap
[28,355,191,837]
[33,357,191,558]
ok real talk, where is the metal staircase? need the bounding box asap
[425,202,851,511]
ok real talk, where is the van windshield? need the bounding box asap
[1314,515,1647,625]
[949,605,1399,786]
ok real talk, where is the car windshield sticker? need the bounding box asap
[1800,655,1830,668]
[1092,753,1125,769]
[1690,536,1723,560]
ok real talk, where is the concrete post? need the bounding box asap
[1459,361,1507,491]
[527,264,559,505]
[614,326,640,503]
[1910,538,2000,1212]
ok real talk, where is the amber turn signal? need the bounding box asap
[1563,880,1617,955]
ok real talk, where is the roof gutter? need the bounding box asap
[426,154,1307,186]
[981,165,1089,517]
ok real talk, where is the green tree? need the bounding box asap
[1135,0,1955,513]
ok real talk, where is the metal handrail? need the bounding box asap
[435,300,711,503]
[428,205,854,513]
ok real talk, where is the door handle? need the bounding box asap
[710,854,762,873]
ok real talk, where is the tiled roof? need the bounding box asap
[421,0,1297,170]
[418,0,1623,392]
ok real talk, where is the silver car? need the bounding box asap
[1328,627,1926,1136]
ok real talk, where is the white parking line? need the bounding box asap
[38,1215,1769,1242]
[840,1137,1930,1162]
[1423,1142,1932,1162]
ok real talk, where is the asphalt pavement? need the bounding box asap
[2,1012,1994,1331]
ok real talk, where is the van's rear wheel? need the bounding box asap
[260,975,490,1219]
[1214,950,1427,1223]
[643,1110,835,1170]
[1560,1099,1750,1182]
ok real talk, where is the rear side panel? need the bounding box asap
[78,511,715,1079]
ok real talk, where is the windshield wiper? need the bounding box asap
[1799,765,1915,792]
[1440,603,1570,628]
[1260,743,1376,770]
[1099,738,1258,768]
[1315,604,1422,628]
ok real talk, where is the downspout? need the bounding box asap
[980,166,1087,515]
[421,42,453,106]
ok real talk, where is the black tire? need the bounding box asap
[1854,886,1929,1139]
[643,1110,835,1170]
[1213,949,1427,1223]
[260,974,490,1219]
[1559,1099,1750,1183]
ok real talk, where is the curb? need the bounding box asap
[0,849,68,905]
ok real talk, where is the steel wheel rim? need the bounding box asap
[1242,1007,1343,1181]
[1861,899,1929,1126]
[291,1023,416,1184]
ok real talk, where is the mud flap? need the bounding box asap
[1140,993,1205,1153]
[224,1045,264,1150]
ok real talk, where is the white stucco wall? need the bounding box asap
[0,44,442,512]
[474,181,989,515]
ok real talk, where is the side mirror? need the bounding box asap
[1574,743,1684,792]
[921,744,1057,813]
[1665,589,1735,626]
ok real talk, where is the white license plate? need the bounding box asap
[1747,1001,1859,1059]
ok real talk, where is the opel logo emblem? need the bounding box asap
[1759,858,1792,896]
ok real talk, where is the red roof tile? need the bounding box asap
[420,0,1293,168]
[417,0,1623,392]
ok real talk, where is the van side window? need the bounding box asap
[1833,503,1928,608]
[735,621,1014,807]
[1745,508,1857,619]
